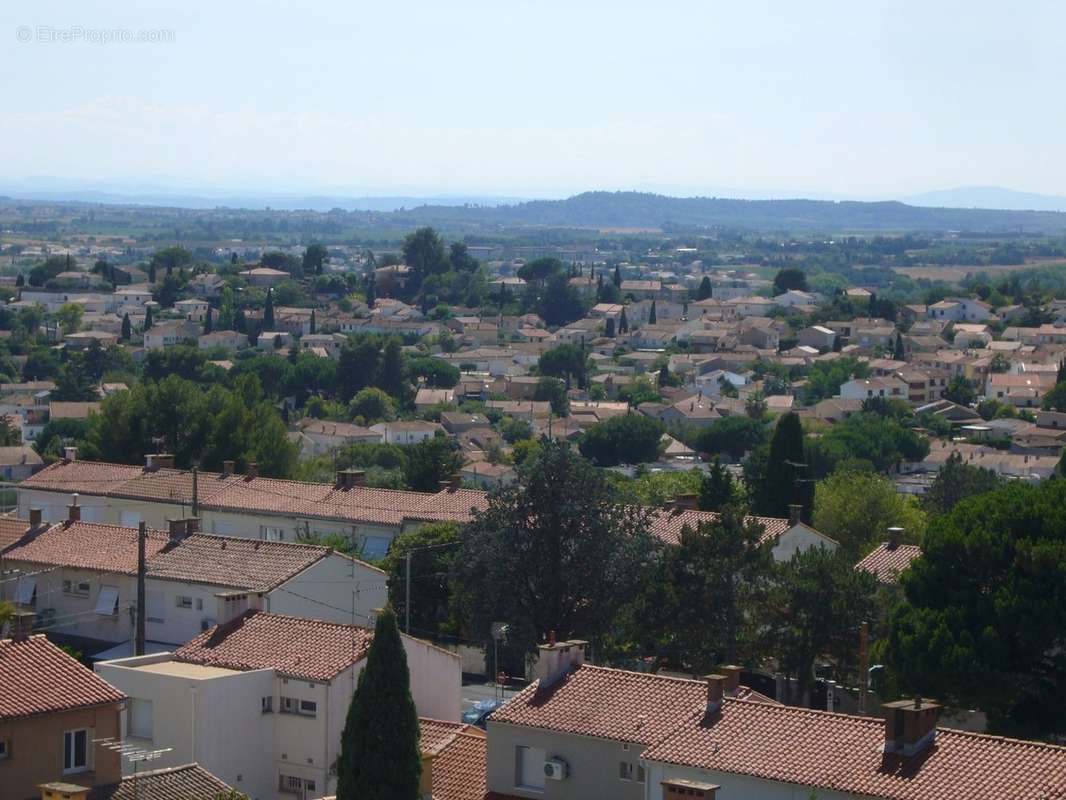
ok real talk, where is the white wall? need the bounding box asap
[645,760,855,800]
[771,525,838,561]
[402,635,462,721]
[271,554,387,628]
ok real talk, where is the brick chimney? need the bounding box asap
[185,517,201,535]
[12,610,36,641]
[67,493,81,523]
[887,526,904,549]
[883,697,941,756]
[222,459,235,477]
[448,473,462,491]
[28,508,42,528]
[167,518,188,543]
[704,673,727,714]
[336,469,366,490]
[788,504,802,526]
[246,461,259,479]
[673,493,699,512]
[145,453,175,470]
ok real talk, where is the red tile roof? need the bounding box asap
[0,634,126,720]
[2,520,170,575]
[174,610,374,681]
[92,764,232,800]
[146,533,344,591]
[649,508,792,547]
[22,459,488,527]
[426,727,488,800]
[0,514,30,551]
[855,542,923,584]
[490,664,708,746]
[642,697,1066,800]
[420,717,476,754]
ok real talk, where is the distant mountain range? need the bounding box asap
[4,183,1066,233]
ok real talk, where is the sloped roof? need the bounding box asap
[648,508,791,547]
[174,610,374,681]
[642,697,1066,800]
[91,764,232,800]
[0,634,126,720]
[855,541,922,584]
[2,521,170,575]
[420,720,488,800]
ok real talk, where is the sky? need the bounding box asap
[1,0,1063,200]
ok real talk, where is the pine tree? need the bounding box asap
[379,338,406,399]
[619,307,629,334]
[264,289,275,329]
[235,309,247,334]
[696,275,712,300]
[204,306,213,334]
[366,272,377,309]
[613,265,622,288]
[649,301,657,325]
[893,331,905,361]
[120,313,132,341]
[698,458,735,511]
[148,263,157,283]
[143,305,154,331]
[309,308,317,335]
[336,607,421,800]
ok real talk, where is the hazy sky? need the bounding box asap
[2,0,1063,198]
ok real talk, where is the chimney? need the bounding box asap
[448,473,462,491]
[28,507,42,528]
[883,697,941,756]
[185,517,201,535]
[222,459,235,477]
[352,469,367,487]
[419,751,436,800]
[533,635,585,687]
[63,446,78,462]
[719,664,743,694]
[167,518,188,543]
[887,526,904,550]
[673,493,699,512]
[12,610,36,641]
[215,590,265,626]
[67,493,80,523]
[336,469,367,490]
[704,673,727,714]
[246,461,259,479]
[788,504,802,527]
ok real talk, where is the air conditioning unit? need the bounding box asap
[544,758,569,781]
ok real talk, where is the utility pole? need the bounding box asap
[136,521,146,656]
[404,551,412,634]
[858,621,870,715]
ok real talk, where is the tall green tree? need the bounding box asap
[121,312,132,341]
[402,434,464,492]
[613,265,622,288]
[696,275,712,300]
[698,458,736,511]
[884,480,1066,738]
[813,470,926,557]
[378,338,407,400]
[381,522,460,638]
[303,243,329,275]
[579,414,664,466]
[756,412,811,519]
[773,267,808,295]
[648,300,657,325]
[336,607,421,800]
[263,288,275,329]
[457,440,657,660]
[922,451,1002,516]
[402,227,448,287]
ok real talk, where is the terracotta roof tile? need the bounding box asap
[428,729,488,800]
[146,533,334,591]
[91,764,232,800]
[491,664,708,746]
[642,697,1066,800]
[174,610,374,681]
[2,521,170,575]
[21,459,145,495]
[855,542,923,584]
[0,514,30,551]
[649,509,791,547]
[0,634,126,720]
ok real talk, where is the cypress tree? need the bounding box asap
[605,317,616,338]
[204,306,213,334]
[696,275,711,300]
[379,338,406,399]
[762,412,811,519]
[15,273,24,288]
[310,308,317,335]
[121,313,132,341]
[336,607,421,800]
[893,331,905,361]
[649,301,657,325]
[143,305,154,331]
[613,265,622,288]
[619,307,629,334]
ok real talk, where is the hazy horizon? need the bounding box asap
[3,1,1064,199]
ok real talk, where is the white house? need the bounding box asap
[96,610,462,800]
[369,420,445,445]
[838,376,908,402]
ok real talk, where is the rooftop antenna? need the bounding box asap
[94,738,173,800]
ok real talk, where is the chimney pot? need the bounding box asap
[788,504,802,526]
[12,610,35,641]
[882,697,941,756]
[704,674,727,713]
[246,462,259,479]
[67,493,80,523]
[29,507,42,527]
[887,526,904,549]
[674,493,699,512]
[719,664,743,693]
[63,446,78,462]
[167,518,188,542]
[222,459,235,477]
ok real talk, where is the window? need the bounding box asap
[195,598,203,610]
[279,697,317,717]
[262,696,273,713]
[619,761,634,781]
[279,775,315,794]
[63,580,90,597]
[15,577,36,606]
[514,745,546,791]
[63,729,89,773]
[176,596,193,609]
[0,739,8,759]
[127,698,153,740]
[262,526,285,542]
[146,590,165,624]
[300,700,317,716]
[94,586,120,617]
